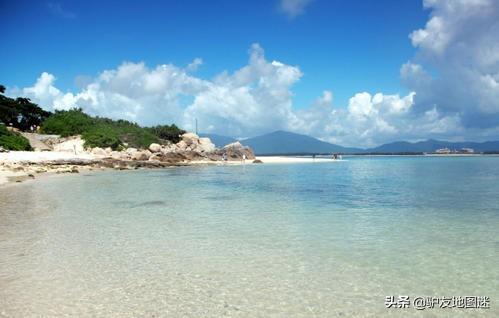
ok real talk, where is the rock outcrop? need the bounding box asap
[181,133,198,146]
[1,131,262,186]
[52,136,86,154]
[216,141,255,160]
[91,147,107,156]
[197,137,216,153]
[138,133,219,163]
[126,148,138,155]
[131,150,152,161]
[64,132,255,166]
[176,140,188,151]
[180,133,216,153]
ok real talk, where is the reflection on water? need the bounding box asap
[0,157,498,317]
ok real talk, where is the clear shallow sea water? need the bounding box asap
[0,156,498,317]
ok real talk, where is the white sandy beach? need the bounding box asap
[0,152,342,166]
[0,151,98,186]
[0,151,96,164]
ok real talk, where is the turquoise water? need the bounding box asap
[0,156,498,317]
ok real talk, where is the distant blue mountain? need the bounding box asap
[199,133,236,148]
[201,131,499,154]
[241,130,362,155]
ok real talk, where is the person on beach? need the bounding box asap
[242,154,246,164]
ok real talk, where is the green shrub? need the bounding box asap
[108,119,159,148]
[0,125,32,151]
[40,108,94,137]
[147,124,185,143]
[119,128,158,149]
[82,126,123,150]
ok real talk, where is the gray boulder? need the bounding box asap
[126,147,138,155]
[149,143,162,153]
[218,141,255,160]
[161,144,176,154]
[132,150,151,161]
[91,147,107,156]
[176,140,188,151]
[198,137,216,153]
[181,132,199,146]
[149,153,163,161]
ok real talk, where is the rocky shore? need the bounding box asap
[90,132,255,164]
[0,132,258,185]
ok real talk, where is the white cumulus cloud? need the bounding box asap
[405,0,499,130]
[8,43,466,147]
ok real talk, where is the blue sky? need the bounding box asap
[1,0,426,108]
[1,0,499,147]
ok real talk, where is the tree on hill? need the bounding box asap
[0,84,52,131]
[146,124,185,143]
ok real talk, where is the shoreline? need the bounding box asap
[4,151,497,187]
[0,156,225,188]
[0,132,260,186]
[0,152,346,187]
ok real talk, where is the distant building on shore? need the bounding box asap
[433,147,474,154]
[435,148,451,154]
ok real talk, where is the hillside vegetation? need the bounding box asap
[0,124,32,151]
[0,85,51,131]
[0,84,43,150]
[41,109,185,150]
